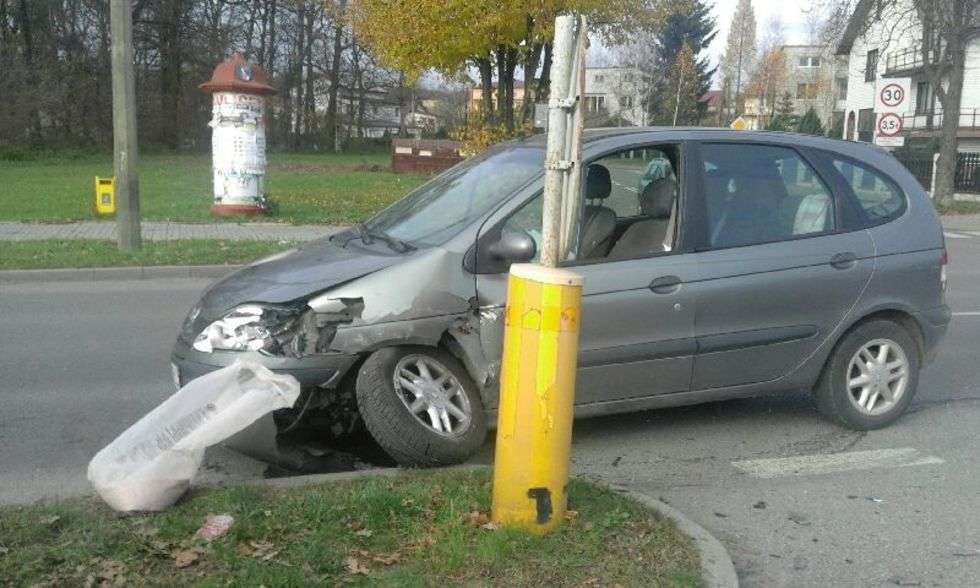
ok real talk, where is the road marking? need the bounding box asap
[952,312,980,316]
[943,231,971,239]
[732,447,944,478]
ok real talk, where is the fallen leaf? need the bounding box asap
[345,556,369,575]
[354,528,373,538]
[480,521,500,531]
[465,511,490,526]
[173,549,200,568]
[241,540,280,562]
[372,552,401,565]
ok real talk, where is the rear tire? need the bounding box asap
[355,346,487,467]
[814,319,920,430]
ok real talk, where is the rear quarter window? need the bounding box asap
[832,158,906,224]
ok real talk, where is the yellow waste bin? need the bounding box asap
[94,176,116,215]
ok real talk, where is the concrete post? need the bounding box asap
[110,0,141,251]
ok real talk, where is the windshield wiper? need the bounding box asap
[337,223,415,253]
[364,227,417,253]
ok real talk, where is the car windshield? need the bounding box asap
[364,146,544,247]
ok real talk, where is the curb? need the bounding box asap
[625,490,739,588]
[0,264,243,284]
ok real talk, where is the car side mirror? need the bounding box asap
[488,229,536,265]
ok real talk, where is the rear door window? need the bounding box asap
[700,143,836,249]
[831,159,905,224]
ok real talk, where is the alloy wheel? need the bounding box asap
[846,338,909,416]
[393,355,472,437]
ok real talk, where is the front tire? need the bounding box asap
[814,319,920,430]
[355,346,487,467]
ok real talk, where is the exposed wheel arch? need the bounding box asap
[840,308,925,363]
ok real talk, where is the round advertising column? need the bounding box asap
[199,54,276,216]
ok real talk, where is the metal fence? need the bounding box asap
[893,152,980,194]
[894,154,934,188]
[957,153,980,193]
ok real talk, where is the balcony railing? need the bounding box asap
[901,109,980,132]
[885,44,943,75]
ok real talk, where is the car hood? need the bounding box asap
[182,235,404,337]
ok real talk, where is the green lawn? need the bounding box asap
[0,152,427,225]
[0,469,701,587]
[0,239,297,270]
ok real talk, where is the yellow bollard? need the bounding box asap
[491,263,583,534]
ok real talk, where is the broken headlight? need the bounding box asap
[193,304,297,353]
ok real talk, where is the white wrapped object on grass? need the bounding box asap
[87,361,300,512]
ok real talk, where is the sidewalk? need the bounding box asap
[3,216,976,241]
[0,220,343,241]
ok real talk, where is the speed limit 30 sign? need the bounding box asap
[875,78,911,111]
[879,84,905,108]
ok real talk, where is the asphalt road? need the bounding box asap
[2,236,978,586]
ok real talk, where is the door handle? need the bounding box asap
[830,252,857,269]
[649,275,682,294]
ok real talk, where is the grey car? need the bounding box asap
[172,128,950,466]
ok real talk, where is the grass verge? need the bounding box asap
[0,469,701,587]
[0,152,427,224]
[0,240,297,270]
[938,199,980,215]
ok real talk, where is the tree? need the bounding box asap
[721,0,756,116]
[766,91,798,131]
[667,43,702,126]
[351,0,678,132]
[745,46,787,124]
[797,107,825,135]
[637,0,717,125]
[906,0,974,207]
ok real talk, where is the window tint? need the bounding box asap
[701,144,836,249]
[833,159,905,222]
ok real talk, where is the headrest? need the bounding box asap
[585,164,611,200]
[639,178,676,218]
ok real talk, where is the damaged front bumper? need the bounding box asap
[170,338,360,390]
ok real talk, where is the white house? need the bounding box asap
[836,0,980,151]
[583,66,646,126]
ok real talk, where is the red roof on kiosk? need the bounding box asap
[200,53,276,95]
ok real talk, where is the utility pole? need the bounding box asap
[110,0,142,250]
